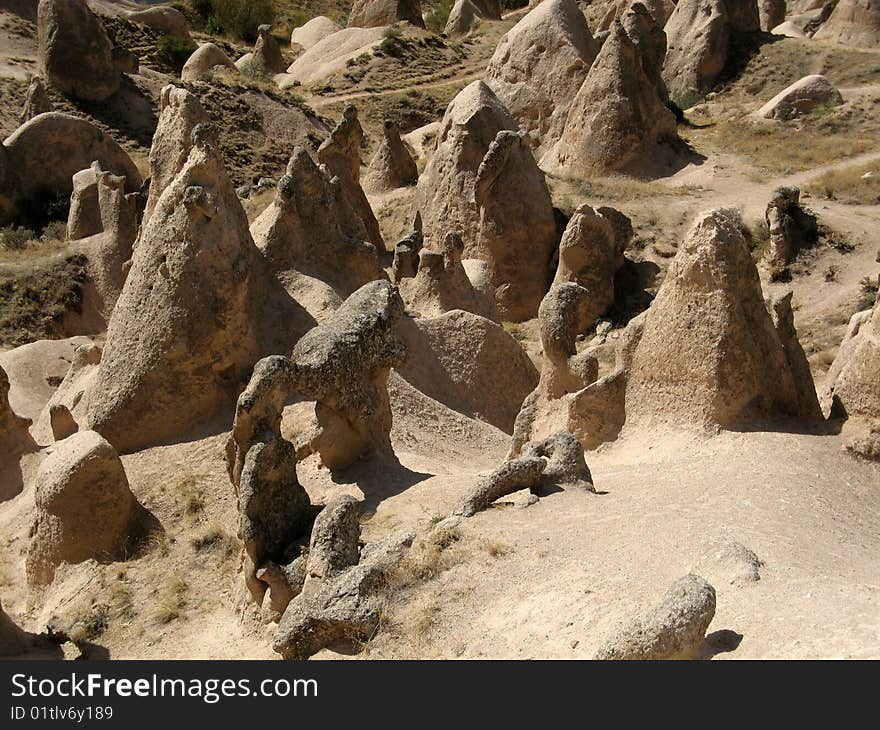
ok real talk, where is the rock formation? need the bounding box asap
[26,430,149,586]
[66,162,104,241]
[124,6,191,39]
[19,75,52,125]
[348,0,425,28]
[273,495,414,659]
[521,431,595,493]
[595,0,677,28]
[813,0,880,45]
[690,538,762,585]
[226,356,315,609]
[86,120,311,454]
[49,404,78,441]
[625,208,820,429]
[453,456,547,517]
[318,105,386,250]
[758,75,843,120]
[363,120,418,193]
[484,0,599,154]
[142,86,209,229]
[473,128,558,321]
[392,225,423,283]
[621,1,670,102]
[291,280,407,469]
[470,0,502,18]
[251,147,385,299]
[397,307,538,432]
[595,574,717,659]
[663,0,761,106]
[823,291,880,419]
[33,343,102,444]
[1,113,141,226]
[37,0,119,101]
[290,16,342,52]
[399,231,498,320]
[445,0,484,35]
[1,364,34,469]
[760,0,787,30]
[253,24,286,73]
[0,600,32,656]
[543,22,679,178]
[552,204,632,330]
[768,292,823,421]
[764,186,818,268]
[181,42,236,82]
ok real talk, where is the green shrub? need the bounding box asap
[0,226,37,251]
[425,0,454,33]
[501,0,529,8]
[198,0,274,43]
[156,35,197,72]
[239,55,270,80]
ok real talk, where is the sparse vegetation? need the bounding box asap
[193,0,274,42]
[191,522,238,559]
[425,0,454,33]
[805,164,880,205]
[857,275,879,311]
[154,576,189,624]
[156,35,197,73]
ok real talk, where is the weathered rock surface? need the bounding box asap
[67,162,104,241]
[33,343,101,445]
[813,0,880,45]
[552,204,631,330]
[397,308,538,432]
[758,75,843,120]
[37,0,119,101]
[348,0,425,28]
[291,280,407,469]
[1,364,34,472]
[690,538,762,585]
[273,495,413,659]
[181,42,236,82]
[484,0,599,154]
[26,431,149,586]
[595,574,717,659]
[290,16,342,52]
[769,292,823,421]
[760,0,787,30]
[452,456,547,517]
[86,120,311,454]
[253,24,286,73]
[445,0,484,35]
[543,21,679,178]
[521,431,594,491]
[622,1,669,102]
[250,147,385,299]
[625,209,820,429]
[823,292,880,419]
[124,6,191,38]
[364,120,418,193]
[19,75,52,125]
[764,185,818,268]
[318,105,385,250]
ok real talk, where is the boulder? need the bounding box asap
[445,0,484,35]
[251,147,385,299]
[813,0,880,45]
[397,308,538,432]
[348,0,425,27]
[253,24,286,74]
[543,21,679,178]
[822,293,880,419]
[768,292,823,421]
[180,42,236,82]
[452,456,546,517]
[66,162,104,241]
[85,122,311,454]
[595,574,717,659]
[37,0,119,101]
[758,75,843,120]
[281,27,385,86]
[484,0,599,154]
[763,185,818,267]
[690,538,762,585]
[363,120,418,193]
[291,280,407,469]
[318,105,386,250]
[25,431,149,586]
[551,204,631,330]
[521,431,595,492]
[124,6,191,39]
[290,16,342,52]
[625,209,819,429]
[2,113,141,225]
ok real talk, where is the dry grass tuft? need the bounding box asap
[804,163,880,205]
[153,576,189,625]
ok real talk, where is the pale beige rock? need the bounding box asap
[595,0,677,28]
[281,27,385,86]
[363,120,418,193]
[769,292,823,421]
[622,1,669,102]
[758,75,843,120]
[625,209,818,429]
[1,364,34,469]
[470,0,502,18]
[823,293,880,419]
[290,16,342,52]
[181,42,236,82]
[86,123,312,454]
[33,343,102,445]
[250,147,385,298]
[37,0,119,101]
[124,6,191,39]
[552,204,631,330]
[25,430,148,586]
[66,161,104,241]
[445,0,483,35]
[484,0,599,154]
[813,0,880,44]
[318,105,386,250]
[348,0,425,27]
[2,113,141,226]
[543,22,679,178]
[397,308,538,432]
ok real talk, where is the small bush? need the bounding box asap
[239,55,270,81]
[0,226,36,251]
[156,35,197,73]
[425,0,453,33]
[198,0,274,43]
[154,576,189,624]
[376,26,406,58]
[857,275,879,310]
